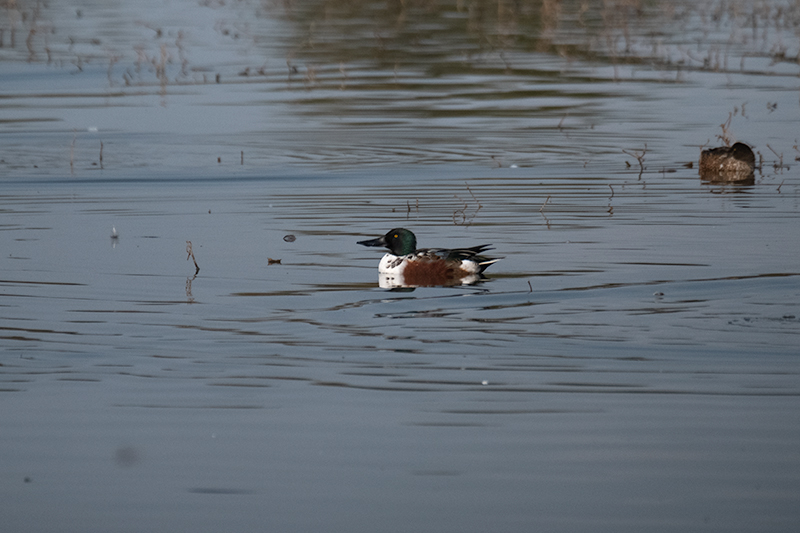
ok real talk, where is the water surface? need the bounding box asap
[2,1,800,531]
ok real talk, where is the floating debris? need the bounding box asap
[283,234,296,242]
[268,258,282,265]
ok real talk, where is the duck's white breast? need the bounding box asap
[378,253,407,274]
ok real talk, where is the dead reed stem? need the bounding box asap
[186,241,200,275]
[70,131,76,175]
[622,144,647,179]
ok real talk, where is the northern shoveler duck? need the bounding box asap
[699,142,755,182]
[358,228,499,288]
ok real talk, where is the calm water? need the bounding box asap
[2,1,800,531]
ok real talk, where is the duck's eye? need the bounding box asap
[393,234,398,238]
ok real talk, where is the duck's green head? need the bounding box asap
[358,228,417,256]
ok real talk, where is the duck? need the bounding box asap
[699,142,756,181]
[358,228,499,287]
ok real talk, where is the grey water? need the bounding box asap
[2,1,800,531]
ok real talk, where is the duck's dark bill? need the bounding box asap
[358,236,387,247]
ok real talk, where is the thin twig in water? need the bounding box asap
[70,131,76,175]
[186,241,200,275]
[453,196,468,225]
[717,112,733,146]
[405,199,419,220]
[99,141,104,169]
[453,184,482,226]
[539,196,552,228]
[539,196,551,212]
[540,211,551,229]
[527,280,532,293]
[185,277,195,303]
[766,144,784,172]
[622,144,647,179]
[466,184,482,210]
